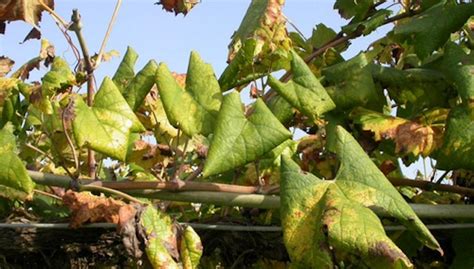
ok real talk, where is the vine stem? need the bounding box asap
[1,222,472,231]
[95,0,123,69]
[81,184,145,205]
[27,170,474,219]
[69,9,96,178]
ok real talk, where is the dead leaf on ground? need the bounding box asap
[62,190,137,228]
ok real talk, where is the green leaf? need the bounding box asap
[426,42,474,103]
[72,77,145,161]
[435,105,474,170]
[342,9,392,36]
[157,52,222,137]
[280,126,441,268]
[202,91,292,177]
[268,50,335,120]
[334,0,377,21]
[394,2,474,59]
[123,60,158,111]
[0,123,35,200]
[219,0,292,91]
[180,226,203,269]
[370,65,452,117]
[112,46,139,92]
[310,23,338,49]
[41,57,75,98]
[265,93,294,124]
[140,206,179,269]
[322,53,384,111]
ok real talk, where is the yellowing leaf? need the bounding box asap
[0,0,54,28]
[280,126,441,268]
[156,0,199,15]
[0,56,14,77]
[351,107,441,156]
[180,226,203,269]
[72,77,145,161]
[219,0,292,91]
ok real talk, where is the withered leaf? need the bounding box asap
[156,0,199,15]
[62,190,137,228]
[0,0,54,27]
[0,56,15,77]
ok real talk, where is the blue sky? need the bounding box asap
[2,0,430,179]
[1,0,390,81]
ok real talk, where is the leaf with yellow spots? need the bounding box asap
[351,107,442,156]
[219,0,292,91]
[280,126,441,268]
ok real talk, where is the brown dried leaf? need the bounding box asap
[156,0,199,15]
[127,140,165,170]
[62,190,137,228]
[0,0,54,27]
[0,56,14,77]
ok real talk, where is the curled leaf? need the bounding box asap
[156,0,199,15]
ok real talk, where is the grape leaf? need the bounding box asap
[157,51,222,137]
[41,57,75,98]
[351,107,442,157]
[140,206,180,269]
[0,0,54,28]
[322,53,384,111]
[280,126,441,268]
[370,65,452,118]
[268,50,335,121]
[112,46,139,93]
[156,0,199,16]
[180,226,203,269]
[219,0,291,91]
[435,105,474,170]
[0,56,14,77]
[202,91,292,177]
[0,123,35,200]
[394,2,474,59]
[123,60,158,111]
[72,77,145,161]
[334,0,378,22]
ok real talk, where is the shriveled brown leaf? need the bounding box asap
[62,190,136,228]
[0,56,15,77]
[12,39,55,80]
[156,0,199,15]
[0,0,54,27]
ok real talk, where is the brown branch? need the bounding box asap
[69,9,96,179]
[389,177,474,197]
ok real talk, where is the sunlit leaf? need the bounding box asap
[113,46,139,93]
[394,2,474,59]
[157,51,222,137]
[280,126,441,267]
[268,50,335,121]
[219,0,291,91]
[41,57,75,98]
[202,91,292,177]
[140,206,179,269]
[0,123,35,200]
[180,226,203,269]
[72,77,145,161]
[123,60,158,111]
